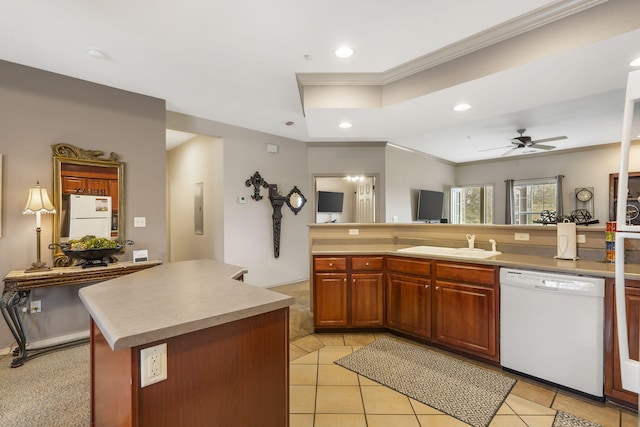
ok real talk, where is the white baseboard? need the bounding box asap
[0,329,89,355]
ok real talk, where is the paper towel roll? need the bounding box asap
[556,221,578,260]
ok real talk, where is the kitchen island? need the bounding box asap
[79,259,294,427]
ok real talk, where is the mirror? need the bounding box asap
[314,175,376,223]
[286,186,306,215]
[51,143,124,266]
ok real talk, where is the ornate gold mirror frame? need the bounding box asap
[51,143,125,266]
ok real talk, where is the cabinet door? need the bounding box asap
[605,279,640,408]
[351,273,384,327]
[434,281,496,358]
[314,273,348,327]
[61,176,86,194]
[386,274,431,339]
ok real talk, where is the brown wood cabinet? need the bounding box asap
[386,257,432,339]
[434,262,498,361]
[313,254,500,362]
[605,278,640,408]
[313,256,384,329]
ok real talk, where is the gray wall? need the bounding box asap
[0,60,168,350]
[166,112,310,287]
[456,143,640,224]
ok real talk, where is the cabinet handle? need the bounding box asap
[435,286,439,291]
[365,262,370,266]
[329,262,333,267]
[353,278,355,284]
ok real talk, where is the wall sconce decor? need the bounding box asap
[244,171,306,258]
[245,171,269,201]
[23,181,56,272]
[268,184,306,258]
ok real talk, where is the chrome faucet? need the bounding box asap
[466,234,475,249]
[489,239,497,252]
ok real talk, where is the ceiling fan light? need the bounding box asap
[338,121,352,129]
[453,103,471,112]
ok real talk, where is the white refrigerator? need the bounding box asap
[68,194,112,239]
[614,69,640,400]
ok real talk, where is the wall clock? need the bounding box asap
[575,187,594,213]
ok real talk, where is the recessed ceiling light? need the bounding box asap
[87,47,106,59]
[453,103,471,112]
[338,122,353,129]
[630,57,640,67]
[335,46,354,58]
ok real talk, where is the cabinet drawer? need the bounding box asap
[352,256,383,271]
[386,257,431,276]
[435,262,496,286]
[314,257,347,271]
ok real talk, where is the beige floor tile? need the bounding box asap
[293,335,326,353]
[505,394,556,416]
[290,385,317,413]
[343,333,376,346]
[416,414,471,426]
[290,343,309,361]
[317,364,359,386]
[519,415,555,427]
[314,413,366,427]
[621,410,639,427]
[360,386,414,414]
[290,413,314,427]
[495,402,515,415]
[316,334,345,346]
[315,385,364,413]
[552,392,620,427]
[510,379,556,407]
[409,398,443,415]
[317,346,353,364]
[291,364,318,385]
[358,375,381,386]
[488,414,529,426]
[366,414,421,427]
[291,350,319,365]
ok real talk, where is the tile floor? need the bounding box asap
[289,332,638,427]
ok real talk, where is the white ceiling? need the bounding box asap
[2,0,639,163]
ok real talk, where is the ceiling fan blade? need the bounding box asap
[479,145,512,152]
[501,148,518,157]
[531,144,555,151]
[531,136,567,144]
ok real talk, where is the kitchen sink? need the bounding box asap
[397,245,502,259]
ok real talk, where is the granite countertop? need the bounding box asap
[311,243,640,279]
[79,259,294,351]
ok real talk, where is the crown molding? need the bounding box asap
[296,0,607,87]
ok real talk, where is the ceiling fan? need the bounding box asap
[481,129,568,156]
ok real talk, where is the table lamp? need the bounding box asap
[23,181,56,272]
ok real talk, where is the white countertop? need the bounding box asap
[79,259,294,350]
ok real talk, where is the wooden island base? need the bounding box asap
[90,308,289,427]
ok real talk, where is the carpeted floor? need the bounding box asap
[0,344,90,427]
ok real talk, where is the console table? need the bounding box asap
[1,260,161,368]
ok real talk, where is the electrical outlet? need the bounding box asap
[577,234,586,243]
[514,233,530,241]
[134,217,146,227]
[349,229,359,235]
[140,343,167,387]
[30,300,41,314]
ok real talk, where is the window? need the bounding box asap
[450,185,493,224]
[512,178,557,224]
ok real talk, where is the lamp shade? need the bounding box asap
[23,183,56,215]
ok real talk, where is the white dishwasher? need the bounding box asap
[500,268,604,398]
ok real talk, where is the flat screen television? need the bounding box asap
[416,189,444,222]
[317,191,344,213]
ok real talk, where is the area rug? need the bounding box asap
[553,410,602,427]
[334,337,515,427]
